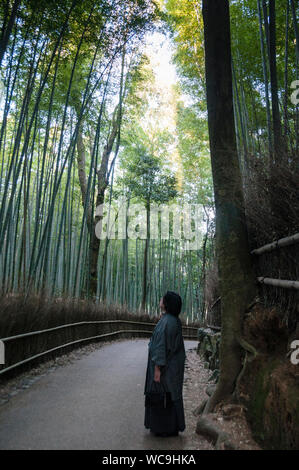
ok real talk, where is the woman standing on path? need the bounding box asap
[144,291,186,437]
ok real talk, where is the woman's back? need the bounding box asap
[144,292,186,436]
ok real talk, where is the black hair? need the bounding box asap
[163,291,182,317]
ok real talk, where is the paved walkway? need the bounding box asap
[0,339,199,450]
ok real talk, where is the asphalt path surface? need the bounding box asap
[0,339,198,450]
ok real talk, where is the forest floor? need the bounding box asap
[184,348,261,450]
[0,339,260,450]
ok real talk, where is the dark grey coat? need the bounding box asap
[144,313,186,401]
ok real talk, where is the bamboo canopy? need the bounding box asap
[251,233,299,255]
[257,277,299,290]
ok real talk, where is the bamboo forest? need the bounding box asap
[0,0,298,453]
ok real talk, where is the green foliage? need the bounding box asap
[176,100,213,206]
[118,125,177,205]
[165,0,205,96]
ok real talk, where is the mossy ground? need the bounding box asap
[239,305,299,450]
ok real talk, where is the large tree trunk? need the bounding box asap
[89,120,119,296]
[88,49,125,296]
[202,0,257,412]
[75,108,120,296]
[76,124,93,233]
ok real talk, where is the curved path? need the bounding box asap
[0,339,199,450]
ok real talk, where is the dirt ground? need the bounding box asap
[184,347,261,450]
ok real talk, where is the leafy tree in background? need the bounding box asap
[118,125,177,310]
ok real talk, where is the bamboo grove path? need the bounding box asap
[0,339,206,450]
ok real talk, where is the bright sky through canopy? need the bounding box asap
[144,31,178,88]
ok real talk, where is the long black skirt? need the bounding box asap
[144,396,185,435]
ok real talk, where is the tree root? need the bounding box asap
[245,295,260,313]
[202,389,225,414]
[233,335,259,402]
[206,383,217,397]
[196,415,238,450]
[208,369,219,382]
[202,395,214,414]
[234,336,258,401]
[222,404,247,419]
[202,336,259,414]
[236,335,258,359]
[193,398,208,417]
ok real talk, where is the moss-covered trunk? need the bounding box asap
[202,0,257,412]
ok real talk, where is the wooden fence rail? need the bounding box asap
[251,233,299,255]
[251,232,299,289]
[0,320,198,376]
[257,277,299,290]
